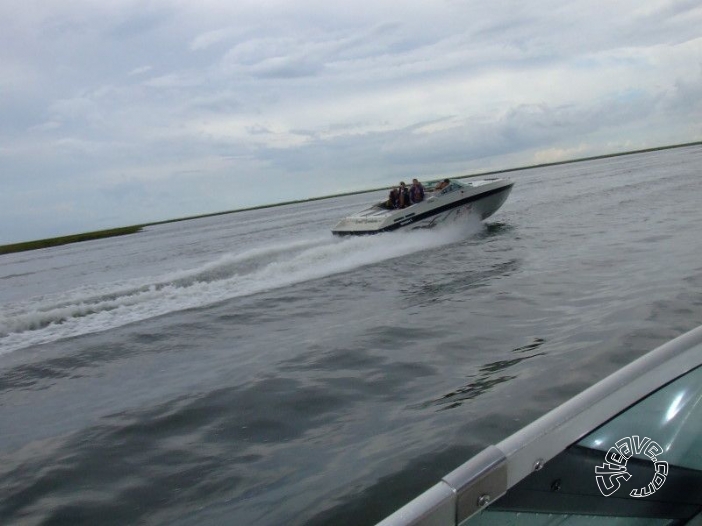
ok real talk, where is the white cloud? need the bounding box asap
[0,0,701,243]
[128,65,153,76]
[532,144,591,164]
[29,120,62,132]
[142,73,203,89]
[190,27,237,51]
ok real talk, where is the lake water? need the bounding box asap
[1,145,702,525]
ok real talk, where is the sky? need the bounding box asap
[1,0,701,244]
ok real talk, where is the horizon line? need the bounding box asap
[2,139,701,254]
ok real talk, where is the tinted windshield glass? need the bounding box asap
[578,361,702,471]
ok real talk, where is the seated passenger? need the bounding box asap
[434,179,451,192]
[410,178,425,204]
[386,187,399,209]
[398,181,411,208]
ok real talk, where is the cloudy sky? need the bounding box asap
[1,0,701,243]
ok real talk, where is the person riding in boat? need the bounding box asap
[434,178,451,193]
[410,178,425,204]
[386,187,399,209]
[398,181,411,208]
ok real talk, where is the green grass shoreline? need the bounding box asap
[0,226,145,255]
[2,140,700,255]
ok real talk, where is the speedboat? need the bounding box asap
[376,324,702,526]
[331,178,514,236]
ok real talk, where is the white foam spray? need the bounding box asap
[0,221,482,355]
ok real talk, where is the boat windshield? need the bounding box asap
[463,360,702,525]
[578,363,702,470]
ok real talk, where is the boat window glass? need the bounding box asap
[577,362,702,471]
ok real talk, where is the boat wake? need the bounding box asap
[0,221,481,355]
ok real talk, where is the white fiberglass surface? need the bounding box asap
[578,358,702,471]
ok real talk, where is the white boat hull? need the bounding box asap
[331,178,513,236]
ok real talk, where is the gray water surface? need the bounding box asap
[1,145,701,525]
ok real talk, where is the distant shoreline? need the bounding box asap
[2,140,700,255]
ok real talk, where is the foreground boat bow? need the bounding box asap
[377,325,702,525]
